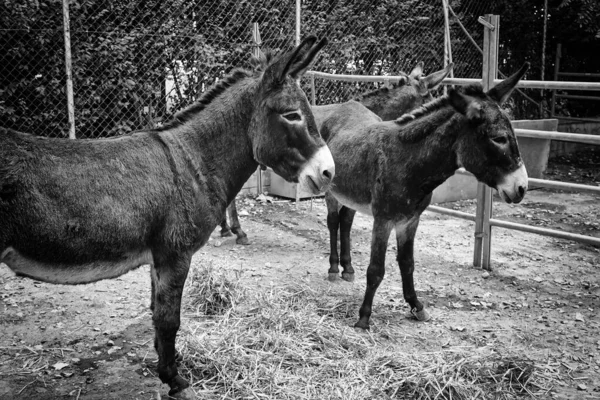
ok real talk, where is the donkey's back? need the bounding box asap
[0,127,195,284]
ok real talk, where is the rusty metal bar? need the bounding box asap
[489,219,600,247]
[427,206,476,221]
[514,128,600,145]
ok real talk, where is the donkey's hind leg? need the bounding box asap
[339,206,356,282]
[150,250,192,397]
[227,201,249,245]
[325,193,341,281]
[395,217,429,322]
[220,217,233,237]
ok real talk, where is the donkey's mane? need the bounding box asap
[392,84,485,142]
[394,83,486,126]
[154,68,253,132]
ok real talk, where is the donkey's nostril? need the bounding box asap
[322,168,333,181]
[518,185,526,198]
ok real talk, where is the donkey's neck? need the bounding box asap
[160,79,258,210]
[393,108,463,196]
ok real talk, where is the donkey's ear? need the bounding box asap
[448,89,484,122]
[423,63,453,90]
[284,37,328,79]
[487,62,530,104]
[409,62,424,79]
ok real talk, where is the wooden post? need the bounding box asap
[295,0,301,46]
[62,0,75,139]
[251,23,263,195]
[441,0,454,95]
[473,15,498,270]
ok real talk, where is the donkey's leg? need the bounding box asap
[355,218,394,330]
[228,200,249,245]
[325,193,341,281]
[220,214,233,237]
[396,217,429,322]
[150,250,191,396]
[339,206,356,282]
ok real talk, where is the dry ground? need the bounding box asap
[1,152,599,399]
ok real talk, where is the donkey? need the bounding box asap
[0,36,333,397]
[219,62,453,245]
[319,63,530,330]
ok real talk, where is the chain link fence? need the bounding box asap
[2,0,595,139]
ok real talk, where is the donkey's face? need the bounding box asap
[377,62,453,120]
[451,63,530,204]
[251,37,334,194]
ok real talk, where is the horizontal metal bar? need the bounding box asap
[528,178,600,195]
[557,72,600,78]
[489,218,600,247]
[477,16,495,30]
[426,205,476,221]
[305,71,407,83]
[509,79,600,91]
[552,115,600,123]
[555,94,600,101]
[307,72,600,92]
[514,128,600,145]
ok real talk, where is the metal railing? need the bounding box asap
[306,14,600,270]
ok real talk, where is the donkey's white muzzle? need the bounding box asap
[299,146,335,195]
[496,163,528,204]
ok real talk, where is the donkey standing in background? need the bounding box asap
[219,62,453,245]
[319,64,530,329]
[0,37,333,397]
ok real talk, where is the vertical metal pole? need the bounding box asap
[540,0,548,117]
[295,0,301,46]
[310,74,316,105]
[473,14,498,270]
[550,43,561,118]
[62,0,75,139]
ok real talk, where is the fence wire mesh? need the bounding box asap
[1,0,597,139]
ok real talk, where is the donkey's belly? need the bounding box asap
[0,247,153,284]
[331,190,373,216]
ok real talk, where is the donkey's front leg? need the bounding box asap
[150,250,192,397]
[355,218,394,330]
[396,217,429,321]
[339,206,356,281]
[219,217,233,237]
[227,201,249,245]
[325,193,341,281]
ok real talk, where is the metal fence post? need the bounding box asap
[62,0,75,139]
[473,14,498,270]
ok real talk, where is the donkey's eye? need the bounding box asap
[491,136,508,145]
[282,111,302,122]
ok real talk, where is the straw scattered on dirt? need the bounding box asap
[177,263,561,400]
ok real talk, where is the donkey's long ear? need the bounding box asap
[423,63,453,90]
[409,62,424,79]
[487,62,530,104]
[448,89,484,122]
[284,37,328,79]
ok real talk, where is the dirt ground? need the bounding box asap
[1,152,599,400]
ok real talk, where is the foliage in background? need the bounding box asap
[0,0,599,138]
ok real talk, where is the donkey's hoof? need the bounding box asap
[341,272,355,282]
[220,229,233,237]
[409,308,431,322]
[353,319,370,330]
[167,375,190,397]
[236,236,250,245]
[167,388,195,399]
[327,272,339,282]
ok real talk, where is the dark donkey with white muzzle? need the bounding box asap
[0,36,333,397]
[319,63,530,329]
